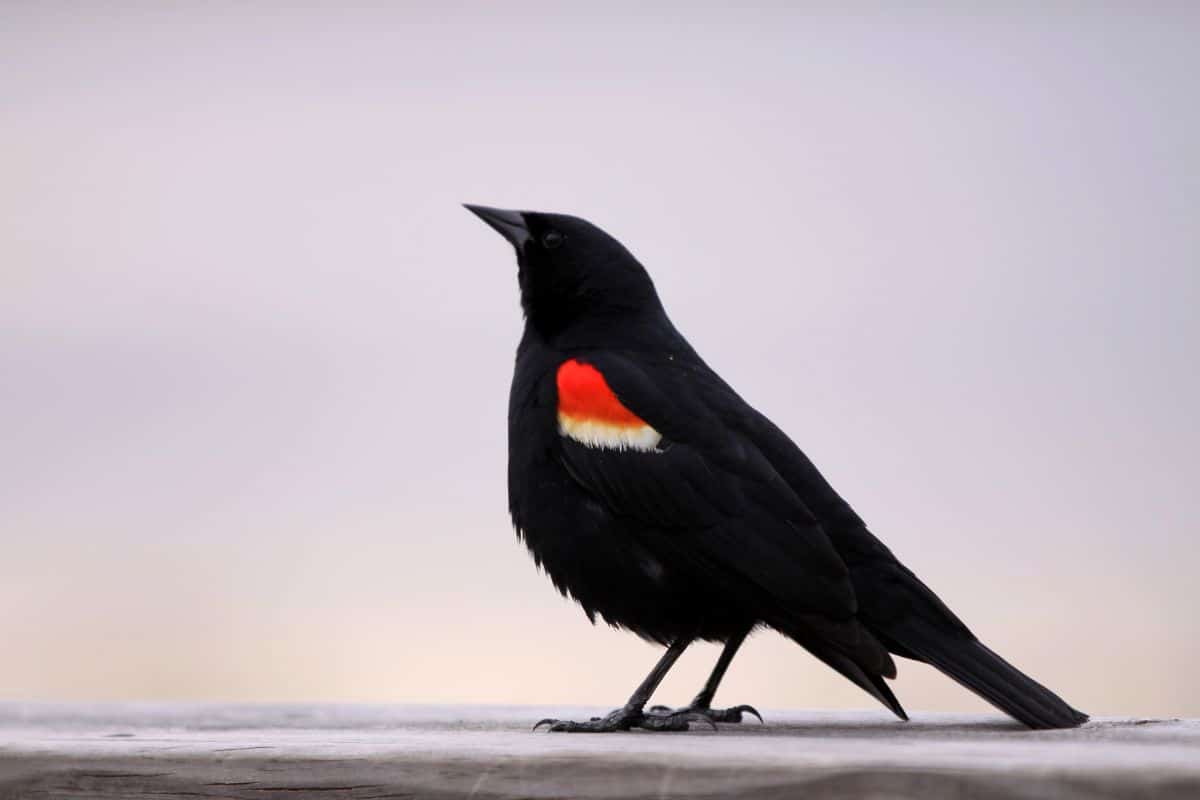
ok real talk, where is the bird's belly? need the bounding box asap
[512,476,749,644]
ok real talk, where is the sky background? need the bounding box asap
[3,3,1198,718]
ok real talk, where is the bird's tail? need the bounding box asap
[885,616,1088,730]
[780,613,910,721]
[803,640,909,721]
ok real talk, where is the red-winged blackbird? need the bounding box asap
[467,204,1088,733]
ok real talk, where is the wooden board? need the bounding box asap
[1,704,1197,799]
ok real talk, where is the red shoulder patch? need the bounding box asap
[556,359,662,451]
[556,359,644,426]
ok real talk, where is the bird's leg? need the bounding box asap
[648,627,763,724]
[534,637,713,732]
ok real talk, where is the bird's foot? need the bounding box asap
[648,703,764,724]
[534,705,717,733]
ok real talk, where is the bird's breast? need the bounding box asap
[556,359,661,452]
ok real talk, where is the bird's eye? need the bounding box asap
[541,230,565,249]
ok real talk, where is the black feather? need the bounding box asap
[888,620,1087,729]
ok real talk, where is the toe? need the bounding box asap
[636,712,689,731]
[636,710,718,732]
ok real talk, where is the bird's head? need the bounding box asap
[465,205,664,337]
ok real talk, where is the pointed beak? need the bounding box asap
[464,204,531,250]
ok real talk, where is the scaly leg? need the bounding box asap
[649,628,763,724]
[534,637,715,733]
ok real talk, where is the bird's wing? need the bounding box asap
[732,401,974,637]
[552,351,858,624]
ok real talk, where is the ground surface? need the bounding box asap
[0,703,1196,799]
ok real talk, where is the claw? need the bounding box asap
[646,702,765,725]
[534,705,724,734]
[733,704,764,724]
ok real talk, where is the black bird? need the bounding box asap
[466,204,1088,733]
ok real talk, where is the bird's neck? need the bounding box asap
[524,305,671,349]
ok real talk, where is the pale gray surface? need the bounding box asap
[0,704,1196,799]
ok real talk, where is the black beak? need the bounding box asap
[464,204,531,250]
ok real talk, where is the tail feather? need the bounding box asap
[791,635,909,721]
[892,619,1088,729]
